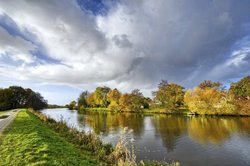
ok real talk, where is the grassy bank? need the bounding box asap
[0,109,180,166]
[29,109,116,163]
[0,109,98,166]
[31,109,180,166]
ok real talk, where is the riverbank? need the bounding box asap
[42,108,250,166]
[78,107,189,114]
[78,107,250,116]
[0,109,99,165]
[0,109,179,166]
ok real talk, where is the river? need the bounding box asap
[41,108,250,166]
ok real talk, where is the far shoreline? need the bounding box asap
[44,107,250,117]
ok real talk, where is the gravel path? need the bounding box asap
[0,109,19,133]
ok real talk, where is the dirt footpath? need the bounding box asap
[0,110,19,133]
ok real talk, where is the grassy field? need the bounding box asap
[0,109,99,166]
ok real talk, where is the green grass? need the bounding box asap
[0,109,99,166]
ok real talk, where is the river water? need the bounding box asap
[41,108,250,166]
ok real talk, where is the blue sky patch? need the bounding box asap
[0,14,37,44]
[77,0,118,15]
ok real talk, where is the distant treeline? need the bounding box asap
[67,76,250,116]
[47,104,65,109]
[0,86,47,111]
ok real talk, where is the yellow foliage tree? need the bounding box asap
[184,87,236,115]
[107,88,121,111]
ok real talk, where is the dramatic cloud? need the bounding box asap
[0,27,35,63]
[0,0,250,103]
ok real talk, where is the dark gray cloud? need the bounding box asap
[98,0,250,88]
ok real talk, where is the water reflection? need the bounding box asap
[187,116,250,144]
[79,112,145,137]
[151,115,187,151]
[41,108,250,166]
[188,117,231,144]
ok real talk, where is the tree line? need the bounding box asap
[68,76,250,115]
[0,86,47,111]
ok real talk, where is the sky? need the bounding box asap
[0,0,250,105]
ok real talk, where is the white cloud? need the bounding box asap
[0,27,35,63]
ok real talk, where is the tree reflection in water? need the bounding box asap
[188,116,250,144]
[42,108,250,165]
[78,111,144,137]
[77,111,250,149]
[151,115,187,151]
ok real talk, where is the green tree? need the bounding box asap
[229,76,250,98]
[0,86,47,111]
[229,76,250,115]
[25,88,47,110]
[68,100,77,110]
[130,89,146,111]
[9,86,28,108]
[0,88,12,111]
[153,80,185,109]
[77,91,89,109]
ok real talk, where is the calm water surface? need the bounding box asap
[41,108,250,166]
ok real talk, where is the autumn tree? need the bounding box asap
[153,80,185,109]
[198,80,222,90]
[107,88,121,111]
[119,93,131,112]
[86,92,96,107]
[184,85,236,115]
[119,89,146,112]
[93,86,111,107]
